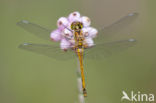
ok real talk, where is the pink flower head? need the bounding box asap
[50,11,98,50]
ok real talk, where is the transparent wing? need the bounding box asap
[95,13,139,43]
[85,38,137,59]
[19,43,76,60]
[17,20,52,41]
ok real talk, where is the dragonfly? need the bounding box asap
[17,12,138,97]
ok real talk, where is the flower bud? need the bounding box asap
[68,11,81,22]
[85,38,94,47]
[57,17,68,30]
[50,29,62,41]
[81,16,91,27]
[60,38,71,50]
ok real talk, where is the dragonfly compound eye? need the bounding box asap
[71,22,83,31]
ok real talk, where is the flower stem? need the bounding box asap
[76,57,85,103]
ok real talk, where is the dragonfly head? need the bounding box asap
[71,21,83,31]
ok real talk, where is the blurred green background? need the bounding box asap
[0,0,156,103]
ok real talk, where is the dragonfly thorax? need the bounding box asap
[73,30,87,51]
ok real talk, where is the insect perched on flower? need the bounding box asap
[17,11,138,97]
[50,12,98,96]
[50,11,98,51]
